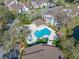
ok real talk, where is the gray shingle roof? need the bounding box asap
[33,0,49,5]
[10,3,23,11]
[22,44,63,59]
[32,18,46,26]
[5,0,14,4]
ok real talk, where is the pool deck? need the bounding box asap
[27,24,57,45]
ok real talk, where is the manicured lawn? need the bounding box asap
[61,16,79,37]
[69,16,79,28]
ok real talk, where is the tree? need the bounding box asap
[60,25,79,59]
[0,5,15,43]
[55,0,64,6]
[0,5,15,31]
[17,13,31,25]
[0,0,4,5]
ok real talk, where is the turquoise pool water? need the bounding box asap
[34,28,51,38]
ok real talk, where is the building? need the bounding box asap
[43,10,59,27]
[23,0,32,12]
[4,0,18,7]
[42,6,64,27]
[4,0,32,13]
[22,44,63,59]
[32,18,46,26]
[9,3,24,13]
[31,0,49,8]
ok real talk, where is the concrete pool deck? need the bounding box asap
[26,24,58,45]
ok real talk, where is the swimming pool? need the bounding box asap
[34,28,51,38]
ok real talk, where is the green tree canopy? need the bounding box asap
[0,5,15,42]
[17,13,31,25]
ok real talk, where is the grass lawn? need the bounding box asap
[69,16,79,28]
[61,16,79,35]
